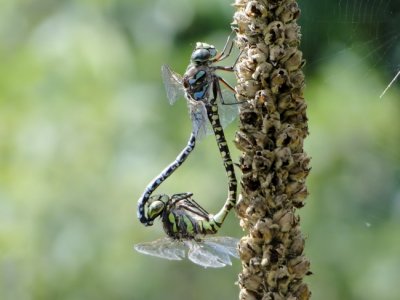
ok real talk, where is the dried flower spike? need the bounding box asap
[233,0,311,299]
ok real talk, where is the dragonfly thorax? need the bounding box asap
[183,65,212,101]
[191,42,217,64]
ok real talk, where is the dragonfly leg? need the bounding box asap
[213,31,236,62]
[218,76,236,94]
[215,40,234,62]
[217,76,245,105]
[175,194,210,219]
[170,192,194,205]
[214,49,244,72]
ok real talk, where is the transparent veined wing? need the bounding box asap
[217,89,239,130]
[134,237,185,260]
[203,87,239,137]
[135,236,239,268]
[185,240,229,268]
[185,236,239,268]
[188,99,209,140]
[161,65,185,105]
[203,236,239,259]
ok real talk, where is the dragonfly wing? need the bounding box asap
[185,240,229,268]
[188,100,208,140]
[203,90,238,137]
[161,65,185,105]
[134,237,186,261]
[218,89,239,129]
[203,236,239,259]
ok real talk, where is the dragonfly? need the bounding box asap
[135,192,239,268]
[137,33,240,226]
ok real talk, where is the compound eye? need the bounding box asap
[191,49,210,63]
[147,200,165,220]
[208,48,217,58]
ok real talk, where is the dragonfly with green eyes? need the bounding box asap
[136,33,240,267]
[137,32,240,227]
[135,192,239,268]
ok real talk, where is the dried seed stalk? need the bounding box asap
[233,0,311,299]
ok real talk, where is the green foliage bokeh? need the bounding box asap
[0,1,399,300]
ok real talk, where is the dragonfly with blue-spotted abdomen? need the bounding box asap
[137,33,241,227]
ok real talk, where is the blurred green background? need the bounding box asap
[1,0,399,299]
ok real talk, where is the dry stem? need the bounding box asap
[233,1,311,299]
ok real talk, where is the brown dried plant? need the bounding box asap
[233,1,311,299]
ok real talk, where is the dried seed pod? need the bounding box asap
[234,0,310,298]
[245,1,268,18]
[264,21,285,45]
[239,289,259,300]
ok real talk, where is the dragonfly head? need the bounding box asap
[191,42,217,64]
[145,194,169,224]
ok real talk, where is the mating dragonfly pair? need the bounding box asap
[136,33,240,268]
